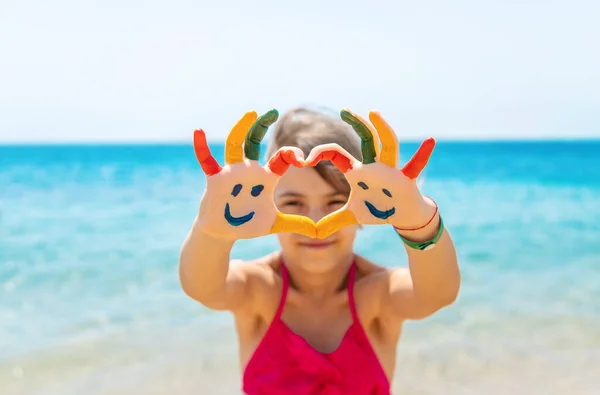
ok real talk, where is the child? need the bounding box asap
[179,107,460,394]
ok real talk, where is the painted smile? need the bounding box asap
[364,201,395,220]
[224,203,255,226]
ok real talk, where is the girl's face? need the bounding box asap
[274,166,358,272]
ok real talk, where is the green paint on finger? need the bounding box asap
[244,109,279,161]
[340,109,376,164]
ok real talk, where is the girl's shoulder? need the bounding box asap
[354,254,390,281]
[352,254,408,306]
[229,252,284,318]
[229,252,284,301]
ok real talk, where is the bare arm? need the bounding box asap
[180,111,309,312]
[380,203,461,321]
[179,216,249,311]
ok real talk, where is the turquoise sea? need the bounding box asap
[1,141,599,394]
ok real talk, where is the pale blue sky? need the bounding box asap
[1,0,598,143]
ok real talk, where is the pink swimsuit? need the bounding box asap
[243,261,391,395]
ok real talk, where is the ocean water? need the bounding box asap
[1,141,599,395]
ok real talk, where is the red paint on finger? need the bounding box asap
[401,138,435,179]
[193,129,222,176]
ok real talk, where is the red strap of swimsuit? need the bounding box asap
[274,264,290,321]
[347,262,360,324]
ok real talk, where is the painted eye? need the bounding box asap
[357,182,369,190]
[251,184,264,197]
[382,188,392,198]
[231,184,243,197]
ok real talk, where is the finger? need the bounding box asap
[340,109,377,164]
[369,111,398,168]
[266,147,305,176]
[244,109,279,161]
[304,143,357,173]
[343,110,382,159]
[225,111,258,164]
[315,209,358,239]
[361,113,381,160]
[269,212,317,238]
[193,129,222,176]
[401,137,436,180]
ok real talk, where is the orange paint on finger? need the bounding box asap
[267,149,304,176]
[306,151,354,173]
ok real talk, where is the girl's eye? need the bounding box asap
[282,201,300,207]
[329,200,346,207]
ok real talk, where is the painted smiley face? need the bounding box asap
[223,183,265,226]
[357,181,396,220]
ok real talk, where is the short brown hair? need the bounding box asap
[265,107,362,195]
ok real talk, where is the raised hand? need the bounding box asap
[305,109,437,239]
[194,110,317,240]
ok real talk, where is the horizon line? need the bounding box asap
[1,136,599,146]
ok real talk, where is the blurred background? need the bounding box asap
[1,1,599,394]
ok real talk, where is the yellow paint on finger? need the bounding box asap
[315,209,358,239]
[369,111,399,168]
[269,212,317,238]
[225,111,258,164]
